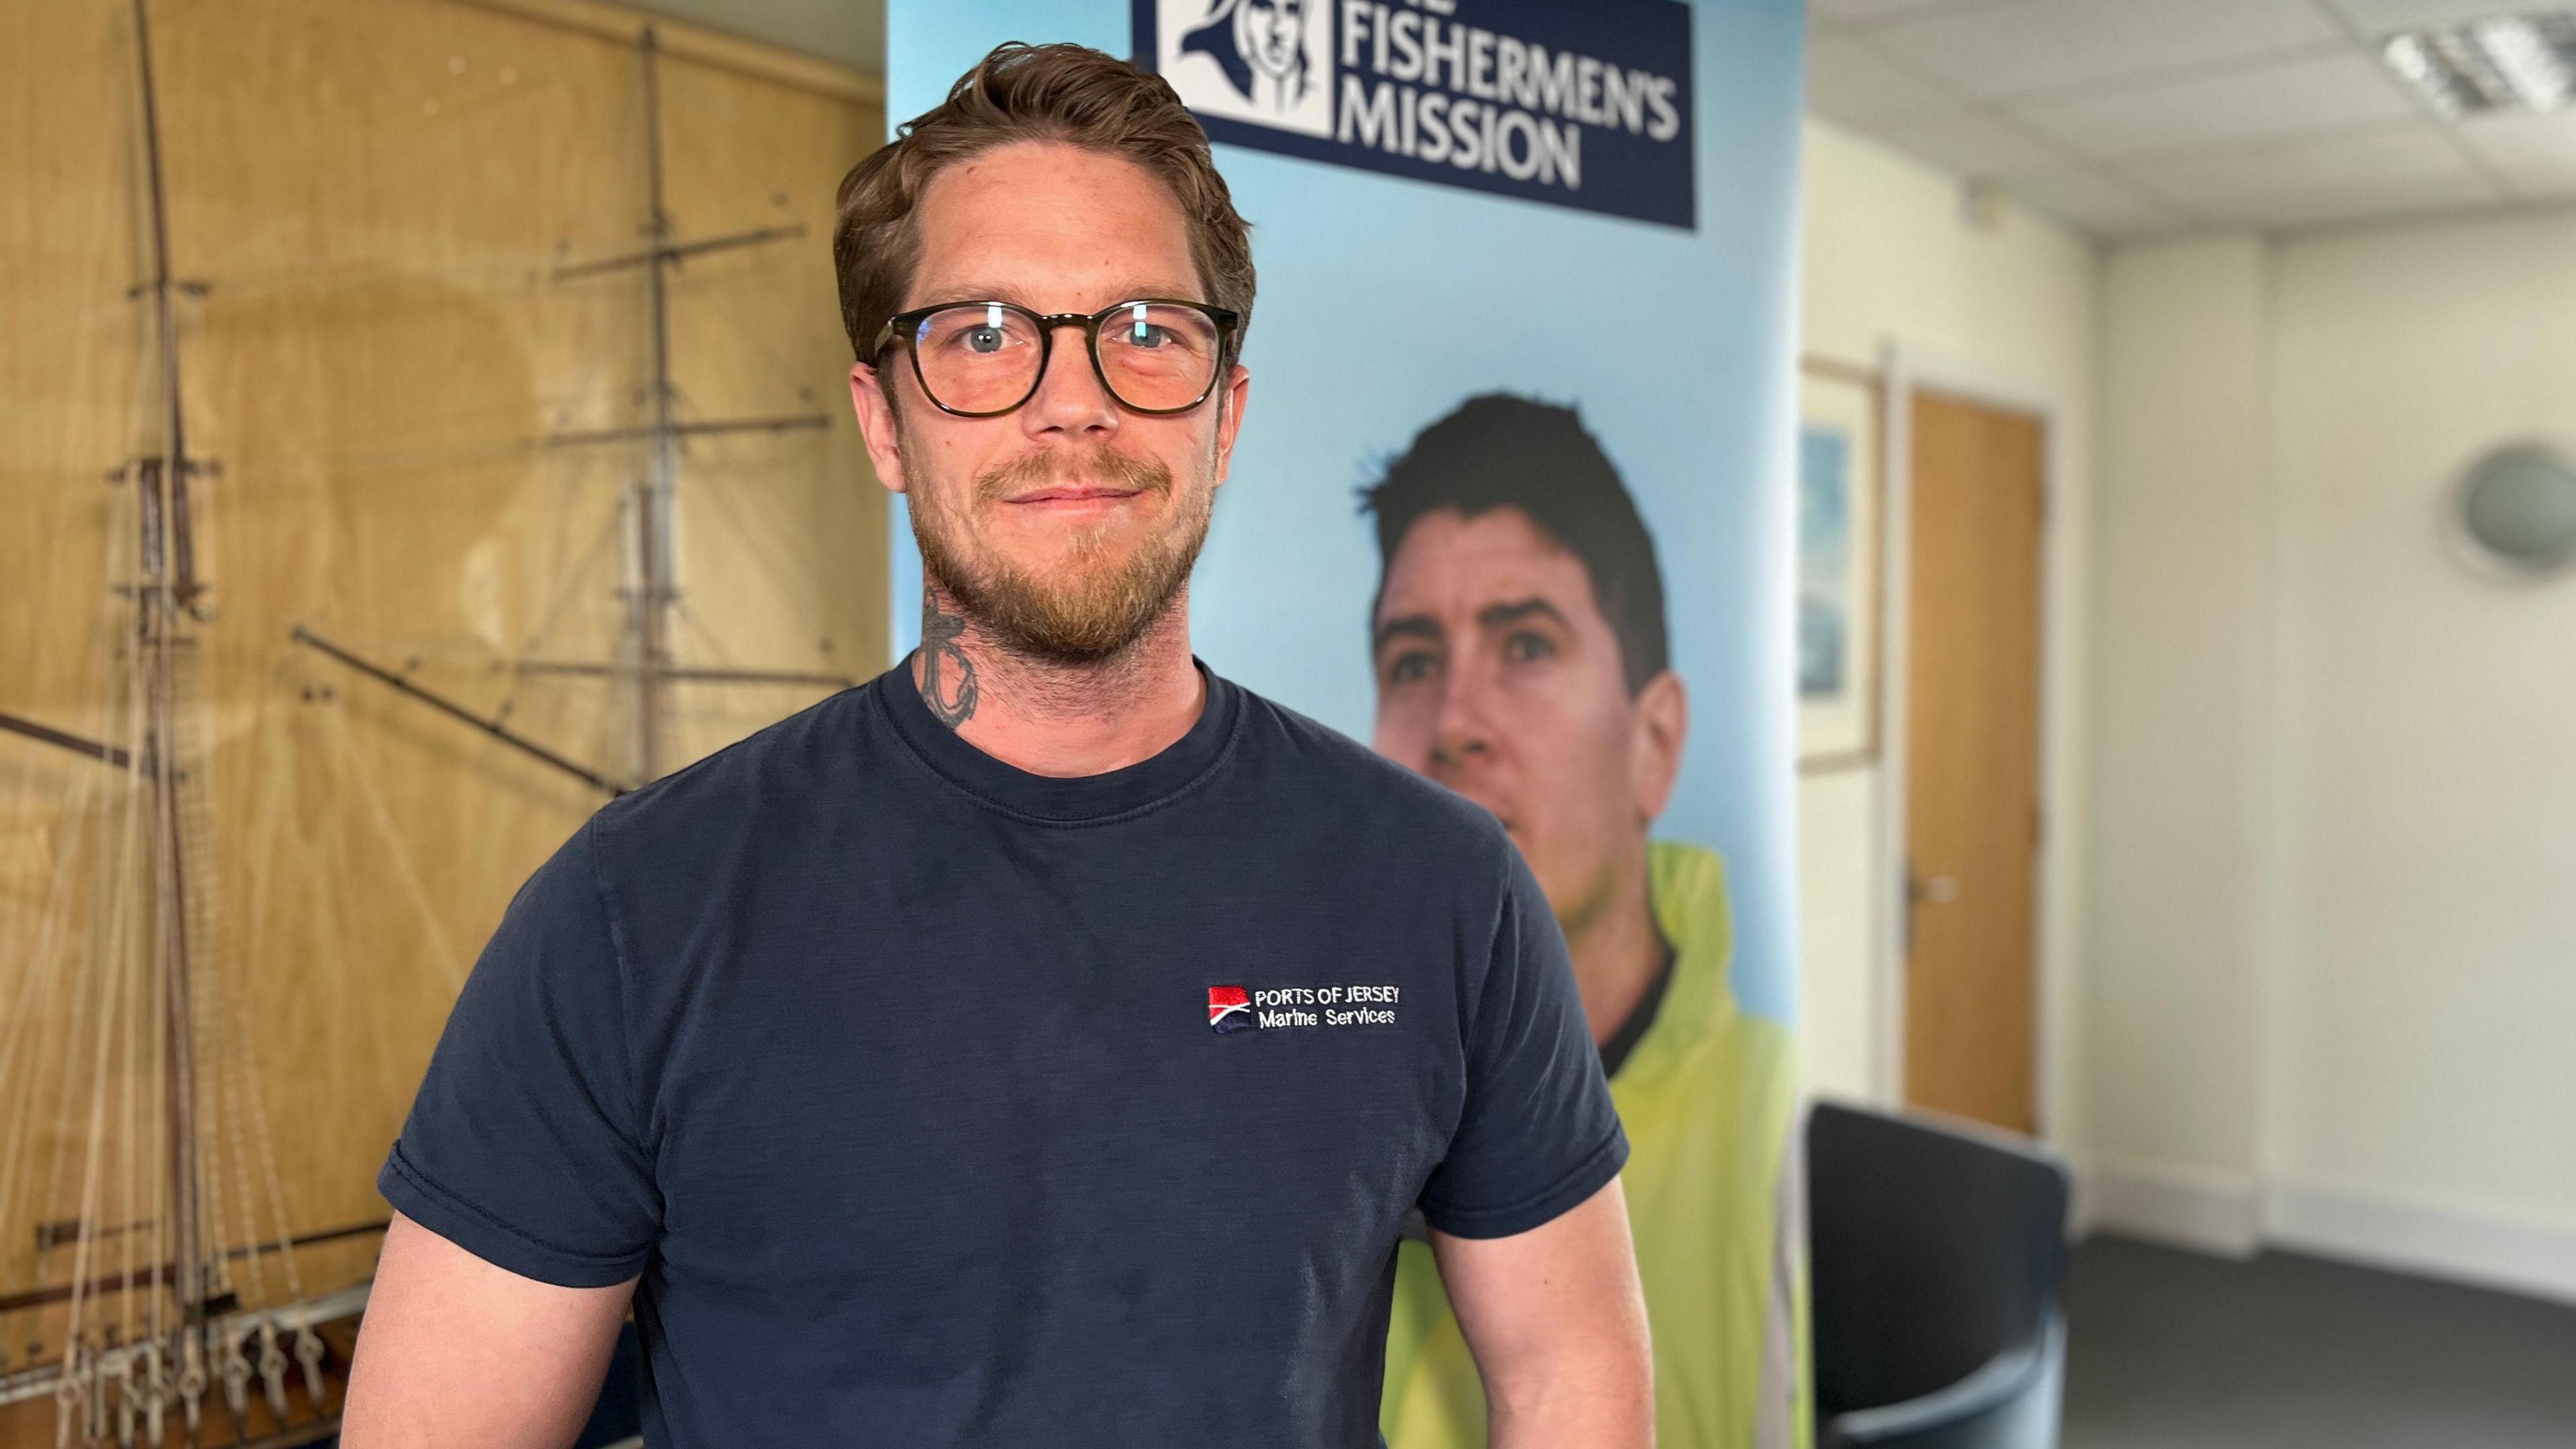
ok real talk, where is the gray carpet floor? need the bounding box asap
[2062,1235,2576,1448]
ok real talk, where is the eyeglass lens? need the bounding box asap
[908,303,1223,415]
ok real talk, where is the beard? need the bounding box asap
[910,439,1214,665]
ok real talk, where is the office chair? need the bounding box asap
[1807,1101,2072,1449]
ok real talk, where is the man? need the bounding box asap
[1364,396,1804,1449]
[341,44,1650,1449]
[1183,0,1317,113]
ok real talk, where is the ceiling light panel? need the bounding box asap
[2381,9,2576,114]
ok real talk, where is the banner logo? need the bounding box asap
[1138,0,1695,229]
[1208,984,1256,1033]
[1161,0,1336,137]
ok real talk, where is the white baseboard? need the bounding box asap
[2080,1156,2262,1258]
[2263,1181,2576,1307]
[2073,1159,2576,1306]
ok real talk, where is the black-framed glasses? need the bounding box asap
[872,298,1240,418]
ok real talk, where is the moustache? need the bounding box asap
[975,445,1173,504]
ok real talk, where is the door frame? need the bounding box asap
[1870,343,2079,1148]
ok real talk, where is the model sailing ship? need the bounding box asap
[0,7,861,1444]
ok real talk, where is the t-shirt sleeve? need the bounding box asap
[376,818,659,1287]
[1416,846,1629,1240]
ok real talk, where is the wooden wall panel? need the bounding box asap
[0,0,884,1396]
[0,0,162,1385]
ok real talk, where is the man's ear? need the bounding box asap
[1629,669,1688,827]
[1210,362,1251,488]
[849,360,909,495]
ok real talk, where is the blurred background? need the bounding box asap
[3,1,2572,1446]
[1799,1,2576,1444]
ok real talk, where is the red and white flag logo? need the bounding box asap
[1208,985,1254,1034]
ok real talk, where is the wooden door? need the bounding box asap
[1901,392,2045,1134]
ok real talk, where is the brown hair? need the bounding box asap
[831,42,1256,364]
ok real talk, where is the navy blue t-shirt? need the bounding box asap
[379,659,1626,1447]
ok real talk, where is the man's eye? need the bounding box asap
[1503,631,1557,663]
[965,325,1006,354]
[1385,651,1436,685]
[1125,323,1175,348]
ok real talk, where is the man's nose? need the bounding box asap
[1024,323,1118,440]
[1428,669,1493,773]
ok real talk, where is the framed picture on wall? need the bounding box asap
[1798,358,1882,769]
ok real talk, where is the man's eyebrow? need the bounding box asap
[906,285,1035,312]
[1100,283,1208,305]
[1372,614,1444,651]
[1475,598,1570,631]
[905,284,1208,313]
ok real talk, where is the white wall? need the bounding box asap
[2088,209,2576,1301]
[2267,211,2576,1295]
[1794,119,2099,1163]
[1805,119,2576,1303]
[2085,239,2272,1249]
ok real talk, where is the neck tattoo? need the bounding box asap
[919,584,979,729]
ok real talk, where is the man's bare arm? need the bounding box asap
[340,1211,637,1449]
[1433,1175,1653,1448]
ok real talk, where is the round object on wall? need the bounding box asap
[2450,442,2576,581]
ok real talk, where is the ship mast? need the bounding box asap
[13,5,343,1440]
[633,24,679,783]
[125,0,207,1342]
[305,23,837,790]
[580,25,835,783]
[3,11,847,1443]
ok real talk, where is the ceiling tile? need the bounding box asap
[2206,172,2502,228]
[2013,52,2420,157]
[2322,0,2536,33]
[1811,0,2002,25]
[2127,123,2469,197]
[2125,124,2506,225]
[1876,108,2074,177]
[1874,0,2345,100]
[1807,30,1964,125]
[2457,109,2576,197]
[1998,165,2198,237]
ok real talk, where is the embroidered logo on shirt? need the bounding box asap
[1209,984,1400,1032]
[1208,985,1256,1034]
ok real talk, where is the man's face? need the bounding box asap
[1238,0,1307,79]
[848,140,1249,660]
[1371,506,1684,936]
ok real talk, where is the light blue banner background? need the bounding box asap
[888,1,1804,1024]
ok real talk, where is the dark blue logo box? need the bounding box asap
[1136,0,1697,230]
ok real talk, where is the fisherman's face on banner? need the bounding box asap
[848,141,1250,658]
[1372,506,1687,936]
[1237,0,1309,83]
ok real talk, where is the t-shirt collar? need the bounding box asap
[876,649,1242,824]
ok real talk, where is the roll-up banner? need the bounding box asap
[889,4,1807,1446]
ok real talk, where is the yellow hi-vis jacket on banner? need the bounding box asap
[1378,841,1809,1449]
